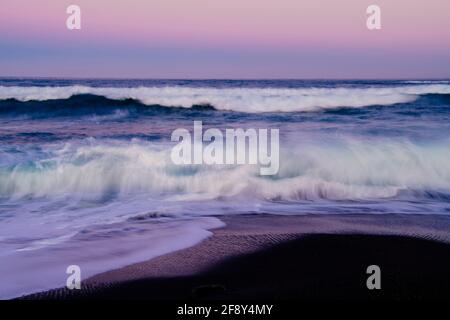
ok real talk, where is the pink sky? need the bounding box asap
[1,0,449,78]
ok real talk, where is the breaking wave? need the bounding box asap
[1,84,450,113]
[2,138,450,202]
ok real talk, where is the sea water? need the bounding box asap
[0,79,450,297]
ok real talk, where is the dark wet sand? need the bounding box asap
[22,214,450,300]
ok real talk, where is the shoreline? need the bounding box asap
[21,213,450,300]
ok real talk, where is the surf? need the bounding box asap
[2,137,450,204]
[1,84,450,113]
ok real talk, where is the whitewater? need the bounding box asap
[0,79,449,298]
[1,83,450,112]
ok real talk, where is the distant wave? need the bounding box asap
[0,94,215,118]
[1,84,450,113]
[403,80,450,84]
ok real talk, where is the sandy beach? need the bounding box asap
[22,214,450,300]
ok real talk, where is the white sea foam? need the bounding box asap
[2,138,450,202]
[1,84,450,112]
[0,216,224,299]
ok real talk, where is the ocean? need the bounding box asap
[0,78,450,297]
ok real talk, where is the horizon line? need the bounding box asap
[1,76,449,81]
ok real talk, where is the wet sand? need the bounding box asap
[22,214,450,300]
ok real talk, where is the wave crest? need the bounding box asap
[1,84,450,113]
[2,138,450,202]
